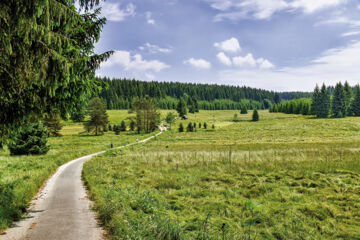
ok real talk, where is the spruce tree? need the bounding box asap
[252,109,259,121]
[317,84,330,118]
[176,97,187,117]
[198,123,202,128]
[344,81,353,116]
[83,97,108,135]
[120,120,126,131]
[351,85,360,116]
[0,0,112,129]
[114,125,120,135]
[203,122,207,129]
[43,114,63,137]
[8,122,50,155]
[240,105,248,114]
[187,122,194,132]
[332,82,346,118]
[311,85,320,117]
[178,123,184,132]
[108,124,112,131]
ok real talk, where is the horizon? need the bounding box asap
[92,0,360,92]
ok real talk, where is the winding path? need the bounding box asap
[0,129,164,240]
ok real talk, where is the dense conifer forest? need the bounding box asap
[98,78,311,110]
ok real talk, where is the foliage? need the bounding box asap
[178,123,184,132]
[350,85,360,116]
[84,97,108,135]
[43,114,63,137]
[271,99,312,116]
[120,120,126,132]
[8,122,50,155]
[203,122,207,129]
[0,0,112,130]
[114,125,120,135]
[130,120,136,131]
[132,96,160,133]
[332,82,346,118]
[240,105,248,114]
[165,112,176,130]
[176,97,187,117]
[70,104,87,123]
[186,122,194,132]
[317,84,330,118]
[252,109,259,121]
[344,81,352,116]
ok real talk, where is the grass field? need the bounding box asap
[0,110,156,231]
[83,110,360,239]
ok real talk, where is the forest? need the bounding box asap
[98,78,310,110]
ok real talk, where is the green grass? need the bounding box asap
[0,110,155,231]
[83,110,360,239]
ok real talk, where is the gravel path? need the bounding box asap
[0,129,164,240]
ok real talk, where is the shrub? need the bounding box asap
[43,114,63,137]
[241,105,248,114]
[114,125,120,135]
[212,124,215,129]
[178,123,184,132]
[203,122,207,129]
[252,109,259,122]
[130,120,136,131]
[108,124,112,131]
[120,120,126,131]
[198,122,202,128]
[233,114,239,122]
[8,122,50,155]
[187,122,194,132]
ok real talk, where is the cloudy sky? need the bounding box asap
[92,0,360,91]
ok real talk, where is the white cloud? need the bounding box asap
[214,37,241,53]
[101,2,135,22]
[341,31,360,37]
[139,43,173,54]
[184,58,211,69]
[206,0,346,21]
[146,12,155,24]
[218,41,360,91]
[217,52,232,66]
[232,53,275,69]
[315,17,360,28]
[101,50,169,72]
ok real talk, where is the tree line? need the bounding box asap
[270,82,360,118]
[98,78,308,110]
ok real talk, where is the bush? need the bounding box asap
[178,123,184,132]
[120,120,126,131]
[252,109,259,122]
[8,122,50,155]
[212,124,215,129]
[240,105,248,114]
[43,114,63,137]
[114,125,120,135]
[198,123,202,128]
[187,122,194,132]
[130,120,136,131]
[203,122,207,129]
[108,124,112,131]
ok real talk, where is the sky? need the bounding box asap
[91,0,360,91]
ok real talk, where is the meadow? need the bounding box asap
[83,110,360,239]
[0,110,158,231]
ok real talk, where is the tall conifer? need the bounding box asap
[332,82,346,118]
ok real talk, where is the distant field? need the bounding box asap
[83,110,360,239]
[0,110,155,231]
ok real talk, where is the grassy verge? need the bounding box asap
[83,110,360,239]
[0,110,153,231]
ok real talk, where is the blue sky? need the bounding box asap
[92,0,360,91]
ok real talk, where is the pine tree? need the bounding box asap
[252,109,259,121]
[120,120,126,131]
[178,123,184,132]
[332,82,346,118]
[8,122,50,155]
[344,81,353,116]
[240,105,248,114]
[43,114,63,137]
[176,97,187,117]
[83,98,108,135]
[130,120,136,131]
[0,0,112,130]
[311,85,320,117]
[187,122,194,132]
[351,85,360,116]
[317,84,330,118]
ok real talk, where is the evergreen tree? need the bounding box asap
[114,125,120,135]
[203,122,207,129]
[344,81,353,116]
[351,85,360,116]
[70,103,87,123]
[198,123,202,128]
[274,93,282,104]
[317,84,330,118]
[83,98,108,135]
[130,120,136,131]
[0,0,112,129]
[178,123,184,132]
[8,122,50,155]
[212,124,215,129]
[311,85,320,117]
[176,97,187,116]
[43,114,63,137]
[108,124,112,131]
[240,105,248,114]
[332,82,346,118]
[252,109,259,121]
[120,120,126,131]
[187,122,194,132]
